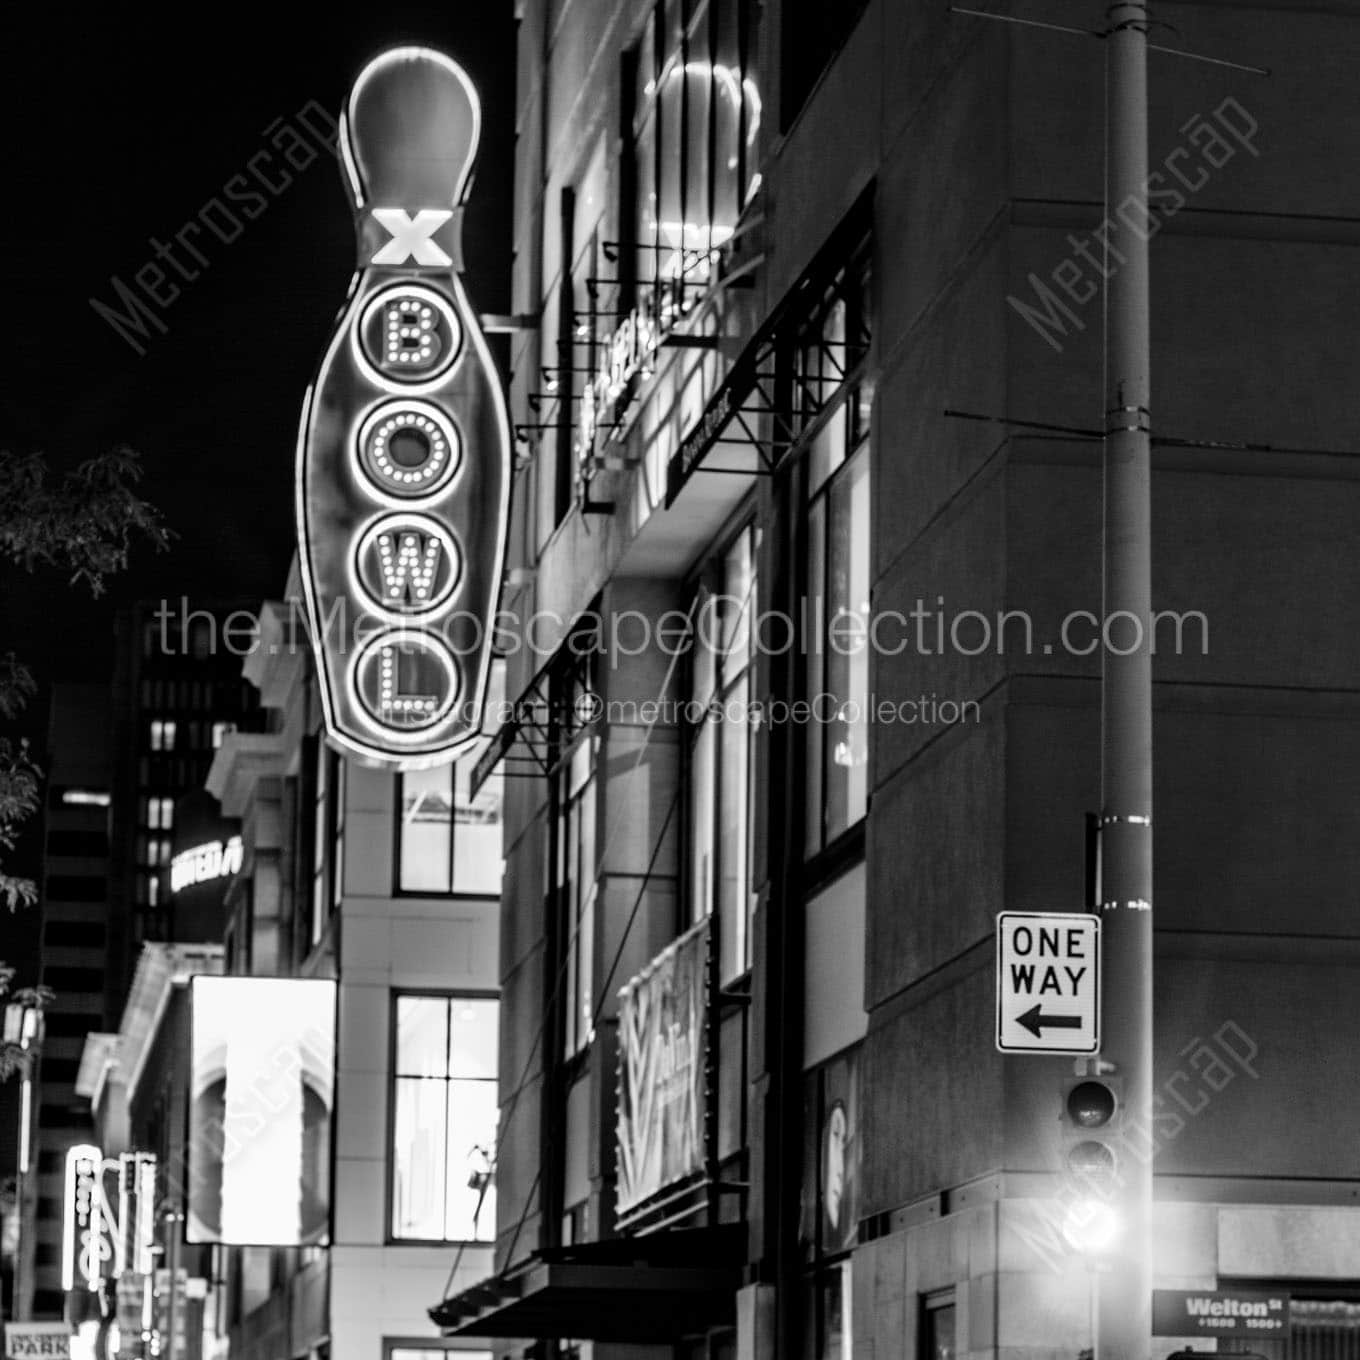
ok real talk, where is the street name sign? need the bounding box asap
[1152,1289,1290,1338]
[995,911,1100,1054]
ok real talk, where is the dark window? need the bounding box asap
[47,829,108,858]
[41,966,105,992]
[44,875,106,903]
[782,0,869,129]
[43,920,106,949]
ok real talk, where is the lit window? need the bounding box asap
[150,720,177,752]
[554,662,598,1058]
[688,524,758,981]
[396,666,504,896]
[391,994,498,1242]
[62,789,110,808]
[802,269,872,857]
[212,721,235,749]
[148,875,161,908]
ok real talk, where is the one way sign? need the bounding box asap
[995,912,1101,1054]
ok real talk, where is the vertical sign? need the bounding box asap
[297,46,511,770]
[62,1145,119,1291]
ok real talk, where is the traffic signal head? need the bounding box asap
[1059,1075,1123,1254]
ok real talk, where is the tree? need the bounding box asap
[0,445,168,1078]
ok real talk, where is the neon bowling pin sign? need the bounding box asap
[296,47,510,769]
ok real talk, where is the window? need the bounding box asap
[212,721,235,749]
[554,662,599,1058]
[390,994,498,1242]
[150,720,177,751]
[802,266,872,857]
[311,743,343,947]
[145,796,174,830]
[921,1291,957,1360]
[800,1046,860,1360]
[781,0,869,130]
[688,523,758,980]
[628,0,762,297]
[396,663,505,897]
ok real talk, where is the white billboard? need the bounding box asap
[187,976,335,1245]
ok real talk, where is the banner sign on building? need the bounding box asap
[615,920,708,1217]
[61,1145,119,1292]
[187,976,336,1246]
[1152,1289,1291,1337]
[4,1324,73,1359]
[296,46,511,771]
[117,1151,158,1277]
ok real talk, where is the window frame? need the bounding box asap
[385,987,501,1247]
[683,513,759,983]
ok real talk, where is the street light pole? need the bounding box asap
[1099,5,1154,1360]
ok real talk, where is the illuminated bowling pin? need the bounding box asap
[296,47,511,768]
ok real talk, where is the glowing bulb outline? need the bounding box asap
[351,512,463,621]
[354,283,464,392]
[349,628,461,740]
[354,399,463,507]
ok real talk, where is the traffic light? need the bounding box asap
[1059,1073,1123,1254]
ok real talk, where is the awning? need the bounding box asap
[428,1225,745,1343]
[665,184,875,507]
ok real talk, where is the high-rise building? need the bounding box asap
[426,3,1360,1358]
[107,601,264,1015]
[27,684,113,1318]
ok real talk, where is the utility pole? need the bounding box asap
[1099,4,1154,1360]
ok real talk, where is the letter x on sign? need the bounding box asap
[995,910,1101,1054]
[371,208,454,266]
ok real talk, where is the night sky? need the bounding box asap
[0,7,516,686]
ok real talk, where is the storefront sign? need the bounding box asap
[4,1325,73,1359]
[297,46,510,770]
[170,837,242,894]
[616,919,708,1216]
[575,275,692,481]
[1152,1289,1291,1337]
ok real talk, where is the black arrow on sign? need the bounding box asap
[1016,1004,1083,1038]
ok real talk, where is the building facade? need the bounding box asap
[430,2,1360,1358]
[198,584,503,1360]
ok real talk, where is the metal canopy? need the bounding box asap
[665,187,874,508]
[428,1225,745,1343]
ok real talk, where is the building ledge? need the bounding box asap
[207,732,287,817]
[242,599,307,711]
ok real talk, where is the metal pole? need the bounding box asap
[1099,5,1154,1360]
[164,1209,182,1360]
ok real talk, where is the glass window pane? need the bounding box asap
[444,1078,498,1240]
[392,1076,448,1239]
[447,998,498,1080]
[452,760,502,895]
[396,996,450,1077]
[722,529,755,669]
[400,765,454,893]
[713,0,745,235]
[823,448,869,840]
[805,496,827,852]
[718,671,749,979]
[689,717,716,926]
